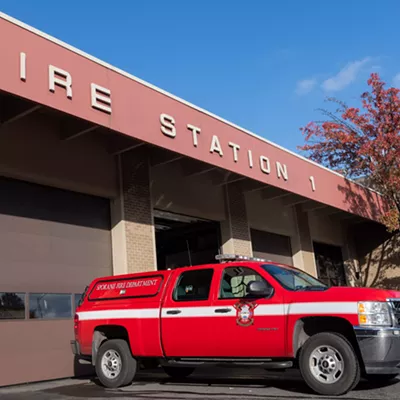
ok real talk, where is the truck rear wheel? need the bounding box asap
[299,332,360,396]
[95,339,137,388]
[163,366,195,379]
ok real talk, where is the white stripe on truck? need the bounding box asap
[77,302,358,321]
[77,308,159,321]
[288,302,357,315]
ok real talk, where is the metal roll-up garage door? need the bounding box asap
[251,229,293,266]
[0,177,112,387]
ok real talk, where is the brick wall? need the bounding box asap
[119,150,156,273]
[221,183,252,256]
[292,204,317,275]
[351,221,400,290]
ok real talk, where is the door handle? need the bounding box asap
[214,308,232,313]
[166,310,181,315]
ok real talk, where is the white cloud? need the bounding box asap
[322,57,371,92]
[296,78,317,95]
[393,73,400,87]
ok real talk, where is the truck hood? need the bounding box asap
[289,286,400,303]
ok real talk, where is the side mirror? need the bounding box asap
[247,281,274,298]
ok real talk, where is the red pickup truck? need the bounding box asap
[71,254,400,396]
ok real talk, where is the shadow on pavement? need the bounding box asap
[39,369,399,400]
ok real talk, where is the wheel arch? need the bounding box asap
[292,316,364,371]
[92,325,131,365]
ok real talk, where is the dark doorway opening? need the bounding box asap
[313,242,347,286]
[154,210,221,271]
[251,229,293,266]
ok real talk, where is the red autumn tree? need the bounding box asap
[299,73,400,232]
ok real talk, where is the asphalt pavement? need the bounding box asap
[0,368,399,400]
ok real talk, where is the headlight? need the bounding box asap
[358,301,392,326]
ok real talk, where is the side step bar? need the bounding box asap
[165,358,293,369]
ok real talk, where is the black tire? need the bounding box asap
[366,374,398,382]
[299,332,360,396]
[163,366,195,379]
[95,339,137,388]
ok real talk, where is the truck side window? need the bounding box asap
[219,267,271,299]
[173,269,214,302]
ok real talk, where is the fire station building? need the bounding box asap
[0,13,398,387]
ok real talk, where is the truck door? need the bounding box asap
[161,268,218,357]
[211,265,286,357]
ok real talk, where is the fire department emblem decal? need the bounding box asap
[234,301,258,327]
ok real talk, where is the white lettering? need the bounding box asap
[210,135,223,156]
[125,279,158,288]
[96,283,116,291]
[260,156,270,174]
[160,113,176,138]
[49,65,72,99]
[91,83,112,114]
[277,162,288,181]
[310,176,316,191]
[20,52,26,81]
[248,150,253,168]
[97,279,158,291]
[228,142,240,162]
[187,124,201,147]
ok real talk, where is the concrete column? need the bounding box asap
[292,204,318,276]
[220,183,252,256]
[110,150,157,275]
[341,222,361,287]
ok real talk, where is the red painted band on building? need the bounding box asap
[0,16,386,221]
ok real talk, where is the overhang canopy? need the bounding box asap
[0,13,386,222]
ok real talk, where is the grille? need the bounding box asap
[391,300,400,312]
[390,300,400,326]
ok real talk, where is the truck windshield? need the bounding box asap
[261,264,328,291]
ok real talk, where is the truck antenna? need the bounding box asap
[186,239,192,266]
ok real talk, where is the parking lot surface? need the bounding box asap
[0,368,399,400]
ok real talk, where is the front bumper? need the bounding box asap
[70,340,81,356]
[355,327,400,375]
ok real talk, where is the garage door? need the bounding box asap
[0,177,112,387]
[251,229,293,266]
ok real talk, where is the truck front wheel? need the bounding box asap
[163,366,195,379]
[95,339,137,388]
[299,332,360,396]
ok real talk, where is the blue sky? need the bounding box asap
[1,0,399,152]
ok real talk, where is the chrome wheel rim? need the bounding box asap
[309,345,344,384]
[101,350,122,379]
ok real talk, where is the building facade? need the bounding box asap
[0,13,398,387]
